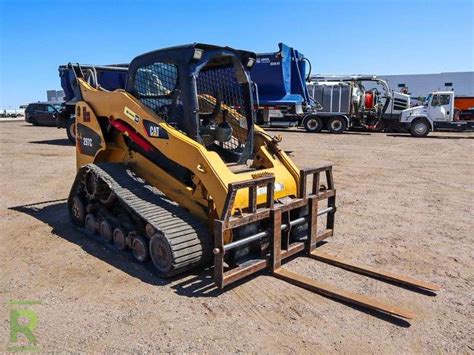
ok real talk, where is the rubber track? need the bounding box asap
[68,163,212,276]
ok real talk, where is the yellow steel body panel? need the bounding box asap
[75,101,105,169]
[75,79,302,219]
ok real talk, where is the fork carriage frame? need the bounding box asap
[213,165,336,288]
[213,165,440,320]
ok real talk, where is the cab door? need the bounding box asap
[428,94,451,121]
[45,105,59,126]
[34,105,50,125]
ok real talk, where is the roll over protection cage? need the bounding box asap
[126,43,257,147]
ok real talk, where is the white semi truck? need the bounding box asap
[304,75,410,133]
[400,91,474,137]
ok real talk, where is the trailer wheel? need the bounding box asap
[327,117,346,134]
[409,118,430,137]
[303,115,323,133]
[66,116,76,145]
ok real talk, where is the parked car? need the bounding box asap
[24,102,62,126]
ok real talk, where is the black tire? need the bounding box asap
[30,117,38,126]
[327,116,347,134]
[149,233,175,277]
[303,115,323,133]
[409,118,430,137]
[66,116,76,144]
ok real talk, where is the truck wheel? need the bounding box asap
[410,118,430,137]
[66,116,76,144]
[327,117,346,134]
[303,115,323,133]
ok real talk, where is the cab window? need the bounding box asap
[133,62,180,122]
[134,62,178,96]
[47,105,57,113]
[439,95,450,105]
[431,95,439,106]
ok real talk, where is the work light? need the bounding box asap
[193,48,203,60]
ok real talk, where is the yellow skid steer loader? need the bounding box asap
[64,43,438,321]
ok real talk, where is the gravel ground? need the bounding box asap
[0,121,473,353]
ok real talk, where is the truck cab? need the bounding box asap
[400,91,474,137]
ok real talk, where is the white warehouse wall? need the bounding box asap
[378,72,474,98]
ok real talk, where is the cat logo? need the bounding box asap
[124,106,140,123]
[149,125,160,137]
[143,119,169,139]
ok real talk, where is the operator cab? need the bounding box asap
[127,43,257,164]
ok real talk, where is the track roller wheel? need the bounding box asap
[99,219,113,242]
[113,227,127,251]
[132,236,149,262]
[85,213,97,236]
[149,233,174,276]
[70,196,86,226]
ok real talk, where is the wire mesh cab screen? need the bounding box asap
[133,62,181,124]
[196,56,252,163]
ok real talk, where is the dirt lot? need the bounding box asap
[0,121,473,353]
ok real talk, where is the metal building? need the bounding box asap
[378,72,474,98]
[46,89,65,103]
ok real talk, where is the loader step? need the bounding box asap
[69,163,212,276]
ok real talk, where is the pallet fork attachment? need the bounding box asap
[213,166,439,320]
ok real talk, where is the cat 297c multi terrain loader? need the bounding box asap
[63,43,439,321]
